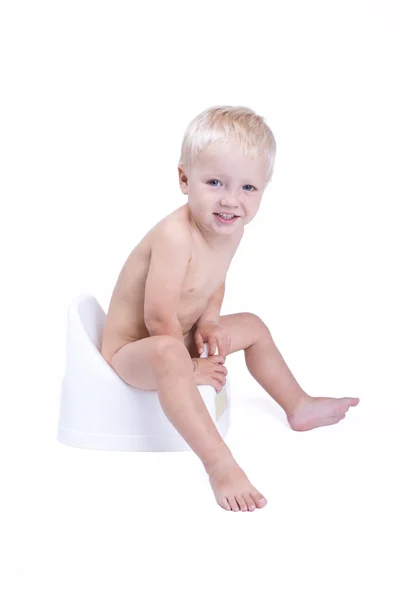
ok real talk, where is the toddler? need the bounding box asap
[101,105,360,512]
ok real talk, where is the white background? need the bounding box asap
[1,0,399,598]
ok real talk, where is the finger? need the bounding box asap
[213,362,227,372]
[210,354,224,364]
[209,338,216,356]
[210,378,223,393]
[194,330,204,354]
[217,343,227,362]
[215,365,228,375]
[213,373,226,387]
[211,344,221,360]
[213,339,220,356]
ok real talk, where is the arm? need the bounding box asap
[197,281,225,326]
[144,221,191,346]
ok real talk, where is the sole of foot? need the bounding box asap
[288,395,360,432]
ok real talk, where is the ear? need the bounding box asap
[178,164,189,194]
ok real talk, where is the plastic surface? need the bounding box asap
[57,294,231,452]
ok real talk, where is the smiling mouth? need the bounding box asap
[214,213,240,218]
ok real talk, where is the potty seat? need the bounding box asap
[57,294,231,452]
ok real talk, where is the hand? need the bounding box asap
[194,321,232,361]
[191,356,228,394]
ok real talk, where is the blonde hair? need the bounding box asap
[178,105,276,185]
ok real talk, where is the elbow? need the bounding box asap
[144,318,163,335]
[144,315,179,335]
[145,314,170,328]
[144,316,185,347]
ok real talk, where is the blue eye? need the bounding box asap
[207,180,255,191]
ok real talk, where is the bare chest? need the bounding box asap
[177,245,234,328]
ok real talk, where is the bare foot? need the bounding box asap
[206,458,267,512]
[287,395,360,431]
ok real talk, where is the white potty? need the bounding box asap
[57,294,231,452]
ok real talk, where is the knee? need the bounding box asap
[242,312,270,334]
[151,335,187,359]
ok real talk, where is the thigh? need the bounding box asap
[110,335,186,391]
[217,312,265,356]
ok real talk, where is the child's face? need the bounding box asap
[178,141,270,233]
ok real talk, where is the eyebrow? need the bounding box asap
[204,173,255,180]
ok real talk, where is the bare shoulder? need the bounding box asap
[149,205,193,254]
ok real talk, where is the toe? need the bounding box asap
[219,497,231,511]
[236,496,248,512]
[336,400,350,416]
[243,494,256,511]
[251,491,267,508]
[343,396,359,407]
[227,496,240,512]
[342,396,359,413]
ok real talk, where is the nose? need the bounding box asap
[220,195,239,209]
